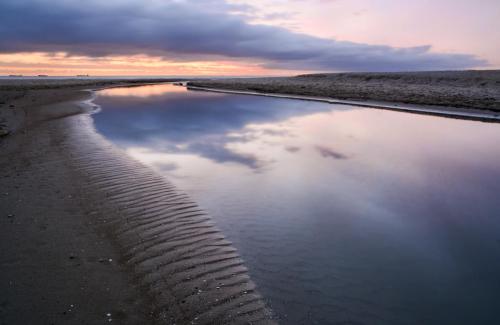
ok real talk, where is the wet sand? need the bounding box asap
[188,70,500,118]
[0,81,274,324]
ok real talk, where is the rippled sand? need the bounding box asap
[0,81,275,324]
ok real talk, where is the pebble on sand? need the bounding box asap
[0,128,10,137]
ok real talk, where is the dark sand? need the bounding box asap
[188,70,500,115]
[0,80,274,324]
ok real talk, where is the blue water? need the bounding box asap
[93,84,500,324]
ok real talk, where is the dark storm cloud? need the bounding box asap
[0,0,487,71]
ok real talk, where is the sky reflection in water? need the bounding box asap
[94,84,500,324]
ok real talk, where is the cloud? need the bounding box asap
[285,146,301,153]
[316,146,348,160]
[0,0,487,71]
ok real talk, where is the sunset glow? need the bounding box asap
[1,0,498,76]
[0,52,280,76]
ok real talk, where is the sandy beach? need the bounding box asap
[188,70,500,118]
[1,72,499,324]
[0,80,274,324]
[2,0,498,322]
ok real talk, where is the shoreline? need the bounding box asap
[0,81,275,324]
[187,70,500,121]
[187,85,500,122]
[2,74,498,323]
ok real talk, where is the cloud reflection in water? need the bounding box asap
[93,84,342,170]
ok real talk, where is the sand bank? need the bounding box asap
[187,85,500,122]
[188,70,500,120]
[0,81,274,324]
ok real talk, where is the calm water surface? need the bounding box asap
[93,84,500,324]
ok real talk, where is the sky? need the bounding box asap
[0,0,498,76]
